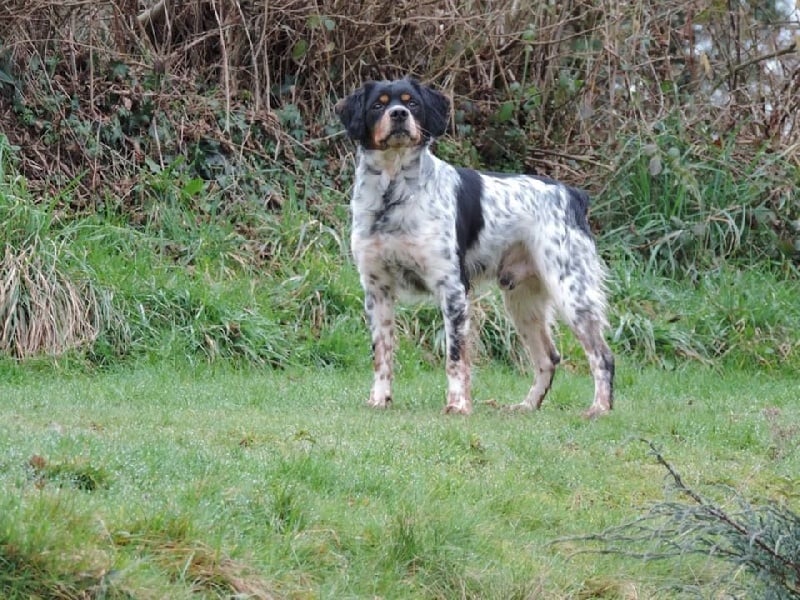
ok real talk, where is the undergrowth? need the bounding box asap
[0,0,798,371]
[601,133,799,276]
[1,125,798,373]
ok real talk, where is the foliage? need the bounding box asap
[1,0,798,205]
[1,123,799,370]
[601,134,800,276]
[0,140,113,358]
[0,2,799,370]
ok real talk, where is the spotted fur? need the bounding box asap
[336,78,614,417]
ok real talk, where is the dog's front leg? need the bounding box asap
[364,288,395,408]
[441,285,472,415]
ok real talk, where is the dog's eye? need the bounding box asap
[371,102,384,111]
[407,99,418,108]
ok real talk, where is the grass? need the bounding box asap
[1,359,798,598]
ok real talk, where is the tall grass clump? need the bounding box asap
[0,133,360,367]
[593,125,800,370]
[82,188,361,369]
[0,493,277,599]
[0,493,121,599]
[599,133,799,278]
[0,138,113,358]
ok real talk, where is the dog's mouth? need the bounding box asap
[377,128,420,149]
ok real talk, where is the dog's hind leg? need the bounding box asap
[570,316,614,418]
[502,277,560,411]
[553,246,615,418]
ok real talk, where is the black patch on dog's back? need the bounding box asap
[455,168,485,289]
[565,186,592,237]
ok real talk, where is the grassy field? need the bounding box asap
[2,358,798,599]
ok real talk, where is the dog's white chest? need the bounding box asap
[352,227,446,295]
[349,149,458,297]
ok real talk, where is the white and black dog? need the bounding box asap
[336,78,614,417]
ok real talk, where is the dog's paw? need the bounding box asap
[501,401,537,413]
[443,403,472,415]
[582,404,611,420]
[443,394,472,415]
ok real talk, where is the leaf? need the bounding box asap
[182,178,204,197]
[0,68,16,86]
[496,101,515,123]
[110,61,129,80]
[292,40,308,61]
[307,16,335,31]
[648,155,662,176]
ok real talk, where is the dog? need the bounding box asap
[335,78,614,417]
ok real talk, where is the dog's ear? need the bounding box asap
[413,81,450,139]
[335,82,374,143]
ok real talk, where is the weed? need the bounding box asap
[600,134,799,278]
[269,484,307,534]
[0,164,115,358]
[125,535,276,599]
[27,454,111,491]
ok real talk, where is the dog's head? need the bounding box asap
[335,78,450,150]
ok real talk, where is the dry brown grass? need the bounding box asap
[0,0,797,198]
[0,242,107,358]
[112,532,278,599]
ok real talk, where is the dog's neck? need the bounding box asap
[357,144,429,182]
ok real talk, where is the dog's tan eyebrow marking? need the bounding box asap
[379,94,390,104]
[400,93,411,102]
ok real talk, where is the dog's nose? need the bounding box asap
[389,107,409,121]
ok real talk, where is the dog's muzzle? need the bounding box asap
[379,106,419,148]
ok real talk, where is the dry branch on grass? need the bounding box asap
[555,440,800,598]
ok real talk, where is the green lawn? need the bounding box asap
[1,360,798,598]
